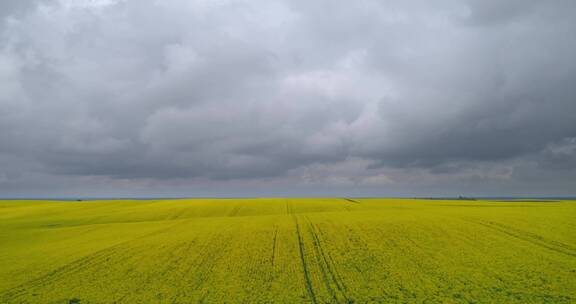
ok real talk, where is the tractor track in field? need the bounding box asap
[169,207,188,220]
[271,226,278,267]
[1,245,126,300]
[315,224,353,292]
[286,199,294,215]
[115,240,199,303]
[293,215,318,304]
[466,219,576,257]
[170,232,232,302]
[228,205,242,217]
[305,216,351,304]
[156,240,198,278]
[0,221,187,301]
[343,198,361,204]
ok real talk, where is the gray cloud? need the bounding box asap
[0,0,49,20]
[1,0,575,197]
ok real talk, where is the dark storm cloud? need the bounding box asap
[1,0,575,196]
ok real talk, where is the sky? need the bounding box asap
[0,0,575,198]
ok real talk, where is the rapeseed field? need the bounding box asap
[0,198,575,303]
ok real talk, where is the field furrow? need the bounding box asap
[304,216,351,303]
[292,215,317,304]
[467,219,576,257]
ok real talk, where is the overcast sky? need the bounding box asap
[1,0,575,198]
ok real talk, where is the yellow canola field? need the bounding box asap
[0,198,575,303]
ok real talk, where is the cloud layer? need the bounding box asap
[1,0,576,197]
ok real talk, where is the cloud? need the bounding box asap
[0,0,575,196]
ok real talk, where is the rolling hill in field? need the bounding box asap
[0,198,575,303]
